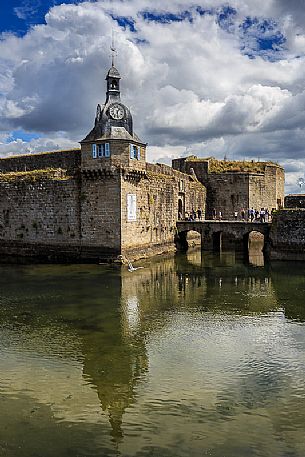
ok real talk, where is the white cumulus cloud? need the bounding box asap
[0,0,304,193]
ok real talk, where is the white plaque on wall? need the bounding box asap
[127,194,137,221]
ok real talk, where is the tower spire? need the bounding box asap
[110,30,117,67]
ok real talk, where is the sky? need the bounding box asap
[0,0,305,193]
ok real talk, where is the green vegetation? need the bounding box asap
[186,156,280,174]
[0,149,80,161]
[0,168,71,183]
[147,171,175,181]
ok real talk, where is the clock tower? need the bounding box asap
[80,61,146,171]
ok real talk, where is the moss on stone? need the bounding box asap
[185,156,280,174]
[0,149,80,161]
[147,171,176,181]
[0,168,71,182]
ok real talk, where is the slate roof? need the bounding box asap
[106,65,121,78]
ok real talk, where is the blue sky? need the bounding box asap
[1,1,287,59]
[0,0,304,192]
[0,0,81,35]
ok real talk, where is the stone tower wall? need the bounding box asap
[121,163,206,259]
[172,156,284,219]
[249,165,284,211]
[80,174,121,255]
[206,173,250,220]
[81,140,146,172]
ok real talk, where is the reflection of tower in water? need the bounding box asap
[81,251,278,442]
[81,283,148,441]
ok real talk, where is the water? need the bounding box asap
[0,250,305,457]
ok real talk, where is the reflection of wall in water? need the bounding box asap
[121,254,207,336]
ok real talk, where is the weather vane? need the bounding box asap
[110,30,117,67]
[298,177,305,188]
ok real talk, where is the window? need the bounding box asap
[129,144,140,160]
[92,143,110,158]
[105,143,110,157]
[97,144,103,157]
[179,180,185,192]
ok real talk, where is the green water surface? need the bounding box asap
[0,250,305,457]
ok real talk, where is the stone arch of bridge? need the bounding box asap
[175,221,271,254]
[175,228,203,251]
[244,230,266,252]
[219,229,268,253]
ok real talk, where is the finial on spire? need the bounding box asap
[110,30,117,67]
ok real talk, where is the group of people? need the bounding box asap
[236,207,275,222]
[179,207,276,222]
[181,208,203,221]
[211,207,275,222]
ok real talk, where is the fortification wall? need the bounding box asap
[269,209,305,260]
[285,195,305,208]
[172,158,209,183]
[207,173,249,220]
[80,173,121,255]
[249,166,284,212]
[172,156,284,219]
[0,149,81,173]
[121,163,206,259]
[0,171,82,261]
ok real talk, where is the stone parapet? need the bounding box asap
[0,149,80,173]
[269,209,305,260]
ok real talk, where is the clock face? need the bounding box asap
[109,104,125,120]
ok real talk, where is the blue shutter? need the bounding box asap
[137,146,141,160]
[92,144,97,158]
[105,143,110,157]
[130,144,133,159]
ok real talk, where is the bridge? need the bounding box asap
[176,220,271,253]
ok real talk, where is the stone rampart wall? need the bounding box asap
[121,164,206,259]
[285,195,305,208]
[0,149,81,173]
[172,156,284,220]
[0,174,81,248]
[172,158,209,183]
[206,173,249,220]
[269,209,305,260]
[0,156,206,262]
[249,166,284,212]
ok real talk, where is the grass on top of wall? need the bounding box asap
[0,149,80,160]
[186,157,280,174]
[0,168,71,182]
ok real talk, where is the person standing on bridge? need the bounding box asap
[219,210,222,220]
[260,208,265,223]
[265,208,270,221]
[234,210,238,220]
[250,208,255,222]
[241,208,245,221]
[197,208,202,220]
[212,208,217,220]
